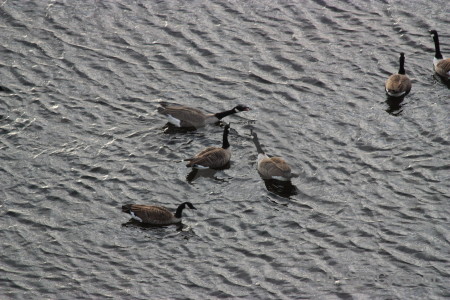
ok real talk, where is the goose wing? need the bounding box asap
[194,146,219,158]
[126,204,174,224]
[186,148,230,168]
[158,104,208,127]
[185,146,217,161]
[436,59,450,77]
[259,157,292,179]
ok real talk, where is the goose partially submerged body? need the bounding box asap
[430,30,450,79]
[251,130,292,181]
[385,53,412,97]
[185,124,232,169]
[158,103,251,128]
[121,202,196,225]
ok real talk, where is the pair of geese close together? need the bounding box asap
[123,101,291,225]
[385,30,450,97]
[123,30,450,226]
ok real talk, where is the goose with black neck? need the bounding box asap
[430,30,450,79]
[158,102,251,129]
[251,129,292,181]
[185,124,232,169]
[121,202,197,225]
[385,53,412,97]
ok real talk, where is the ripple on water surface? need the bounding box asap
[1,0,449,299]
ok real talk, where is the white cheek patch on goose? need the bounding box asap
[130,212,143,222]
[167,114,181,127]
[193,164,210,169]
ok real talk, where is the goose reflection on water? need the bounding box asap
[186,162,231,183]
[432,73,450,89]
[121,221,197,240]
[122,220,184,231]
[262,178,298,198]
[385,95,406,116]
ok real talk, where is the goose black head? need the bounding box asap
[234,104,251,112]
[185,202,197,210]
[429,29,438,37]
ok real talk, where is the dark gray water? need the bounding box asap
[1,0,449,299]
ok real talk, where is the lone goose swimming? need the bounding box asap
[121,202,196,225]
[430,30,450,79]
[385,53,412,97]
[185,124,231,169]
[251,130,292,181]
[158,102,251,128]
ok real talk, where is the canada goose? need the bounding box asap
[121,202,196,225]
[430,30,450,79]
[158,102,251,128]
[251,130,292,181]
[186,124,231,169]
[385,53,412,97]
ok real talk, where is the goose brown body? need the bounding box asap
[251,130,292,181]
[158,103,250,128]
[434,58,450,78]
[121,202,196,225]
[385,53,411,97]
[186,125,231,169]
[385,74,411,96]
[186,147,231,169]
[257,154,292,181]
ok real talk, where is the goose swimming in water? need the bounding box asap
[158,102,251,128]
[121,202,196,225]
[385,53,412,97]
[185,124,232,169]
[430,30,450,79]
[251,130,292,181]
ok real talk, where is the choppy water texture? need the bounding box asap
[1,0,449,299]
